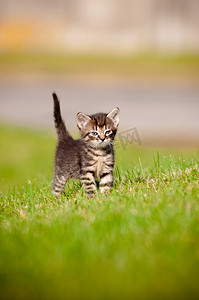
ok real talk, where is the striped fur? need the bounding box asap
[52,93,119,197]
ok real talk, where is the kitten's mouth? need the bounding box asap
[97,140,109,148]
[89,139,110,149]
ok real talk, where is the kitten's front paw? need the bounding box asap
[86,191,96,198]
[99,186,111,194]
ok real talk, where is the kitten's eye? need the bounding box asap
[105,130,112,136]
[91,131,98,136]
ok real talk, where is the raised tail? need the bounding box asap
[52,93,71,141]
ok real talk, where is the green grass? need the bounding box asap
[1,52,199,81]
[0,125,199,299]
[0,124,55,191]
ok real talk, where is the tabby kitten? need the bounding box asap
[52,93,119,197]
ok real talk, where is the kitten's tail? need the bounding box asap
[52,93,71,141]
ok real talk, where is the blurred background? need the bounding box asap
[1,0,199,53]
[0,0,199,142]
[0,0,199,189]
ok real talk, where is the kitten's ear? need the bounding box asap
[107,107,120,128]
[76,112,91,129]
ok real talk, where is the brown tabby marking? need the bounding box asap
[52,93,119,197]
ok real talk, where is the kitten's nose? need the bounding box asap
[99,136,105,142]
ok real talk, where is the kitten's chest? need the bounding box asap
[84,147,114,178]
[95,157,104,178]
[93,153,113,178]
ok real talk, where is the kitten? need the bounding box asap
[52,93,119,197]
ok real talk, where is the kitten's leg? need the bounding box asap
[99,171,113,193]
[81,171,97,197]
[52,174,67,196]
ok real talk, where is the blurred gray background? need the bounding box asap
[0,0,199,147]
[1,0,199,53]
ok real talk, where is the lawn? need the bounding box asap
[0,125,199,299]
[1,52,199,83]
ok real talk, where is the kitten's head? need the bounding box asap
[76,108,119,149]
